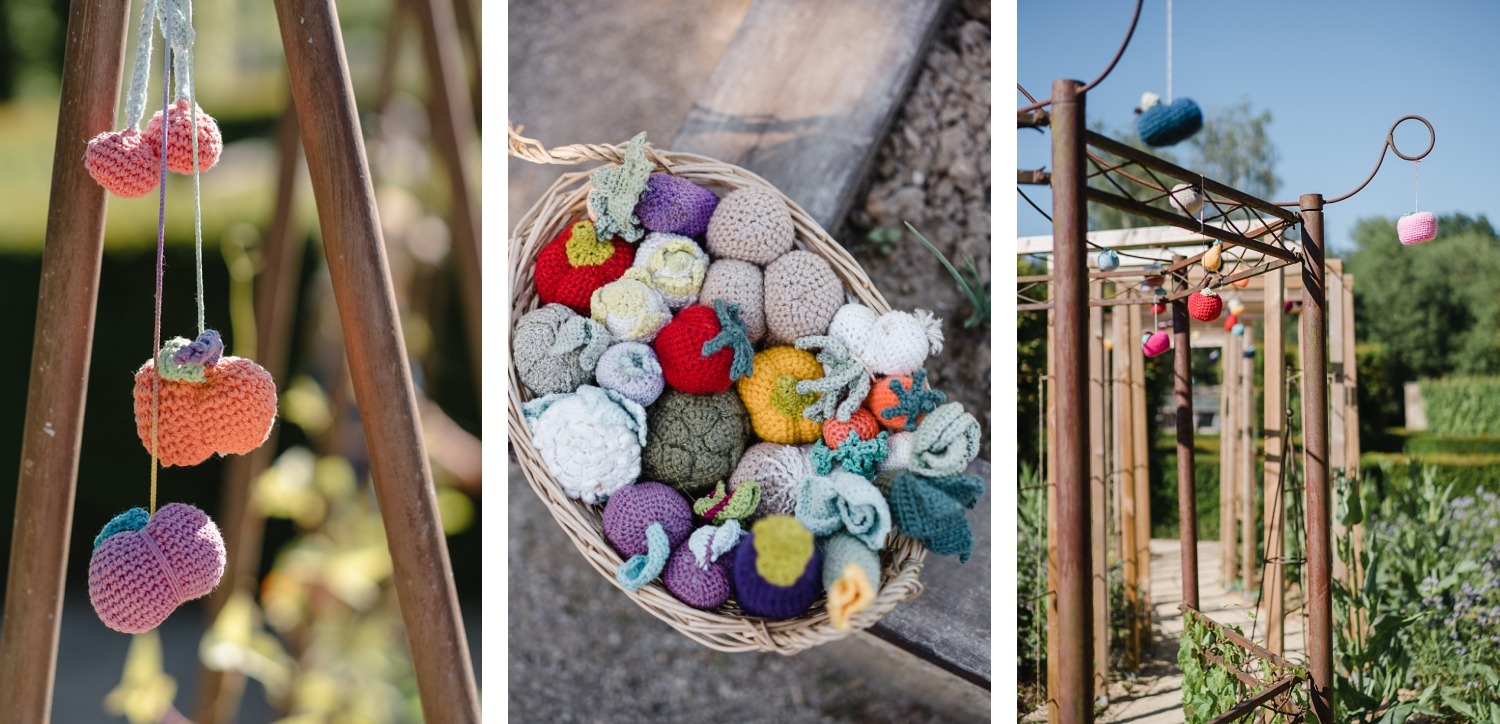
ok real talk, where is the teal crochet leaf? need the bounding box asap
[881,368,947,431]
[616,522,670,592]
[94,507,149,549]
[809,430,889,479]
[888,471,986,562]
[702,299,755,381]
[794,335,871,422]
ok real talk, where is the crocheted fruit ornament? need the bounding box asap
[732,516,823,620]
[1202,241,1224,273]
[700,259,766,343]
[1187,288,1224,323]
[693,480,762,525]
[1228,298,1247,317]
[763,250,844,345]
[907,402,981,478]
[823,408,881,450]
[1096,249,1120,271]
[1398,211,1438,245]
[820,531,882,631]
[133,331,277,467]
[145,97,223,174]
[1223,313,1239,332]
[1169,183,1204,216]
[523,385,648,504]
[632,232,710,309]
[513,303,610,396]
[735,346,824,445]
[1141,331,1170,358]
[654,300,755,395]
[827,304,945,377]
[587,132,653,243]
[88,503,226,634]
[635,173,720,239]
[534,220,635,315]
[590,268,672,343]
[1136,92,1202,147]
[731,442,814,518]
[594,341,665,407]
[603,481,695,591]
[85,129,161,198]
[662,521,743,610]
[866,368,946,432]
[795,471,892,550]
[705,185,795,266]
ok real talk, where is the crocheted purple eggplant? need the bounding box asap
[732,516,822,619]
[602,482,695,591]
[635,173,719,239]
[662,521,743,610]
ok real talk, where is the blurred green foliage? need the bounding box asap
[1419,376,1500,436]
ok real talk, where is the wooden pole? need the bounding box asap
[1221,333,1237,587]
[1173,295,1200,611]
[1344,277,1363,592]
[1259,269,1286,656]
[1089,285,1108,698]
[0,1,130,720]
[1327,269,1348,584]
[1129,308,1150,645]
[1240,332,1257,595]
[271,1,479,721]
[194,102,306,724]
[1114,308,1140,668]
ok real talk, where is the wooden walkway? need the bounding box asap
[1097,539,1307,724]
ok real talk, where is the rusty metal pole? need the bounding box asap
[271,1,480,721]
[1050,78,1093,723]
[1173,261,1200,611]
[0,1,130,721]
[1300,193,1334,722]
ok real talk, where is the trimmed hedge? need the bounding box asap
[1362,452,1500,498]
[1404,434,1500,458]
[1420,376,1500,436]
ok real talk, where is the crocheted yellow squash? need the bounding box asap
[736,347,824,444]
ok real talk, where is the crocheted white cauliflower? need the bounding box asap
[522,385,648,504]
[827,304,945,376]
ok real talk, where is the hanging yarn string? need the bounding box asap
[1397,158,1438,245]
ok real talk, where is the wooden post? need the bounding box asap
[271,1,479,720]
[1114,307,1140,668]
[1344,275,1365,638]
[1260,269,1286,656]
[1046,285,1060,720]
[1240,331,1257,595]
[1089,285,1108,698]
[1129,307,1151,641]
[1327,267,1347,583]
[1221,333,1237,587]
[0,1,130,720]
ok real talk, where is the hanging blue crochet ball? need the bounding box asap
[1096,249,1120,271]
[1136,92,1202,148]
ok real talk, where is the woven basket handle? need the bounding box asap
[508,123,676,171]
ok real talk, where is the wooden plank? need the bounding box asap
[1090,285,1108,697]
[0,0,131,719]
[1128,308,1151,647]
[670,0,954,230]
[1221,334,1237,588]
[1259,269,1286,656]
[1327,271,1347,585]
[1115,308,1140,668]
[1240,339,1257,595]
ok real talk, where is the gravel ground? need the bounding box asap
[508,1,991,720]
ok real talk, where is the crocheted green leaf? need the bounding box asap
[588,132,652,243]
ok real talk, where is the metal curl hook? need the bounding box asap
[1017,0,1144,115]
[1275,115,1436,207]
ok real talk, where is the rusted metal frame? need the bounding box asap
[1200,649,1267,690]
[1272,115,1436,207]
[1182,604,1294,670]
[1173,260,1201,611]
[1049,78,1094,724]
[1085,187,1299,262]
[1086,131,1299,223]
[1019,168,1051,184]
[1206,676,1300,724]
[1015,0,1143,114]
[0,0,131,719]
[271,0,480,721]
[1165,258,1300,301]
[1298,194,1334,722]
[1022,253,1298,293]
[1018,109,1049,128]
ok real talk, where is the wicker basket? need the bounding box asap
[506,125,927,654]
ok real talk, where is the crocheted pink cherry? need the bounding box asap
[84,129,161,198]
[1397,211,1437,245]
[146,97,223,174]
[88,503,226,634]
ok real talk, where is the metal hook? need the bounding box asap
[1275,115,1436,206]
[1016,0,1144,114]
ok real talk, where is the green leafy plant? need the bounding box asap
[862,226,902,256]
[1180,610,1311,723]
[906,222,989,329]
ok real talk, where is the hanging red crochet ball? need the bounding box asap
[1188,289,1224,323]
[1151,302,1167,315]
[654,305,738,394]
[146,98,223,174]
[84,129,160,198]
[1223,313,1239,331]
[534,220,635,315]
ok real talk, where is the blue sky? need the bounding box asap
[1017,1,1495,252]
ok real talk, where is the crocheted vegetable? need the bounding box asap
[888,470,986,562]
[881,431,915,471]
[1142,331,1170,358]
[1188,288,1224,322]
[534,220,635,315]
[85,129,160,198]
[823,408,881,450]
[1202,241,1224,273]
[693,480,762,524]
[522,385,648,504]
[88,503,226,634]
[793,335,871,423]
[1224,313,1240,332]
[654,300,754,394]
[641,389,751,496]
[632,232,709,309]
[736,346,825,444]
[827,304,945,377]
[662,521,742,609]
[602,481,695,591]
[133,332,277,467]
[594,341,665,407]
[590,268,671,343]
[908,402,980,478]
[731,443,814,518]
[1169,183,1204,216]
[1096,249,1120,271]
[763,250,844,345]
[810,430,889,479]
[1398,211,1437,245]
[1233,322,1246,336]
[145,97,222,174]
[795,471,892,550]
[699,259,765,343]
[635,173,719,239]
[1136,92,1202,147]
[732,516,822,620]
[820,531,882,631]
[1228,298,1247,316]
[586,132,653,242]
[866,369,946,432]
[704,186,795,265]
[512,304,610,396]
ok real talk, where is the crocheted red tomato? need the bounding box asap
[654,301,754,395]
[823,408,880,449]
[534,220,635,315]
[1223,312,1239,331]
[1187,289,1224,323]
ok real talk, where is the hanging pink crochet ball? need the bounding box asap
[84,129,161,198]
[146,98,223,174]
[1141,331,1170,358]
[1397,212,1437,245]
[88,503,226,634]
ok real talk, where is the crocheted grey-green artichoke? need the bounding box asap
[642,389,752,496]
[513,303,608,396]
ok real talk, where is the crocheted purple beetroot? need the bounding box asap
[663,543,736,609]
[602,482,694,557]
[635,173,719,239]
[732,517,823,620]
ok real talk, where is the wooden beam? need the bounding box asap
[1259,268,1286,656]
[1221,333,1238,588]
[1089,285,1108,698]
[1115,308,1140,668]
[1240,336,1256,595]
[272,1,479,720]
[1327,270,1347,584]
[1129,308,1151,626]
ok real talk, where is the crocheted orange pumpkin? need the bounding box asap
[534,220,635,315]
[736,346,823,444]
[133,332,277,467]
[865,369,945,432]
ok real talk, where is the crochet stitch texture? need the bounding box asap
[704,186,795,265]
[662,522,741,610]
[794,471,892,550]
[1188,288,1224,323]
[733,517,822,620]
[88,503,226,634]
[594,341,665,407]
[635,173,719,239]
[602,482,694,557]
[534,221,635,315]
[888,470,986,563]
[820,531,882,630]
[829,305,944,377]
[590,269,671,343]
[908,402,981,478]
[641,389,750,496]
[736,346,825,445]
[653,304,742,394]
[587,132,652,242]
[731,442,813,518]
[632,232,709,309]
[763,250,843,345]
[523,385,648,504]
[85,129,161,198]
[1398,212,1438,245]
[133,354,277,467]
[145,97,222,174]
[513,304,609,396]
[699,259,766,343]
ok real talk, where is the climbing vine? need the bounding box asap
[1179,610,1312,724]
